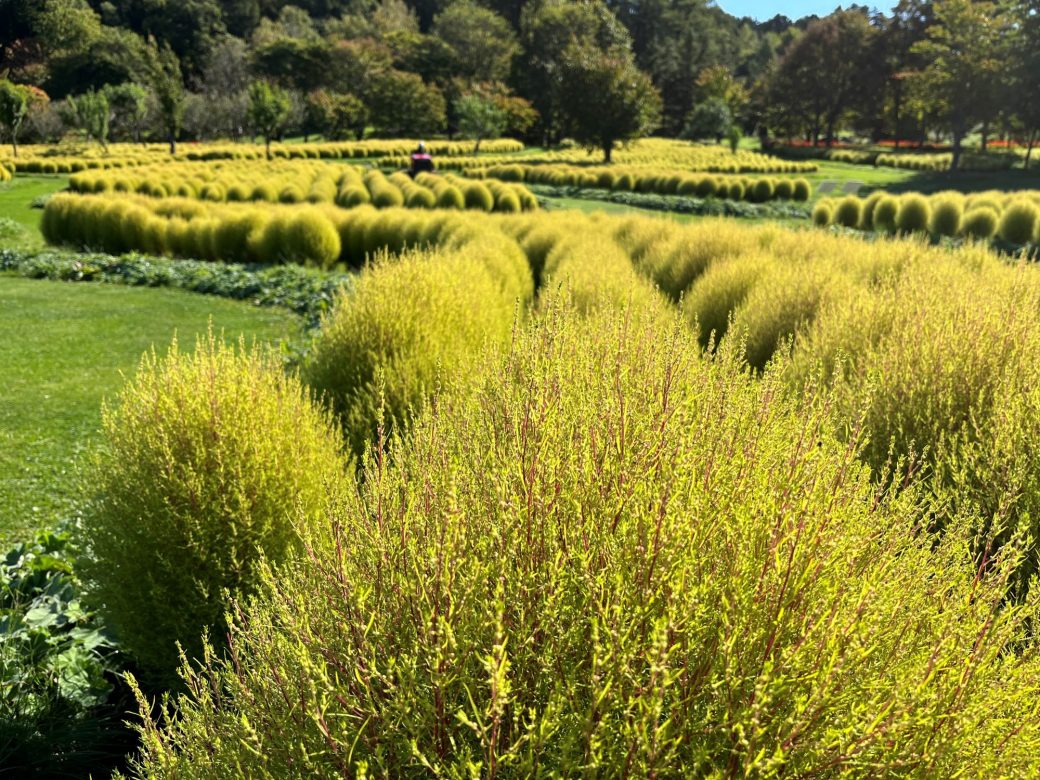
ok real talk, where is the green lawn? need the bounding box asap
[0,175,69,248]
[0,277,302,546]
[801,160,1040,198]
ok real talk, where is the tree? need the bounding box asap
[432,0,517,84]
[103,82,148,143]
[364,69,446,136]
[252,37,331,93]
[145,39,187,155]
[558,42,661,162]
[456,91,507,151]
[70,88,109,149]
[683,97,733,142]
[0,80,31,157]
[1013,0,1040,168]
[909,0,1008,171]
[518,0,631,145]
[763,10,875,146]
[305,89,368,140]
[248,80,291,158]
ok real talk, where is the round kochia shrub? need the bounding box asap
[834,196,862,228]
[125,302,1040,778]
[464,182,495,211]
[791,178,812,201]
[812,202,833,227]
[77,335,346,687]
[962,207,1000,240]
[285,210,342,268]
[873,196,900,233]
[998,200,1040,245]
[896,195,931,234]
[436,185,465,209]
[929,197,963,237]
[306,242,524,455]
[749,178,774,203]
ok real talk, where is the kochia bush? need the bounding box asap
[125,301,1040,778]
[77,335,345,687]
[998,200,1040,245]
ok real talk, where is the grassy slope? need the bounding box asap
[0,277,302,546]
[0,176,68,247]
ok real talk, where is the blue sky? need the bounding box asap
[716,2,879,21]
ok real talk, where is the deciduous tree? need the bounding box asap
[558,42,661,162]
[248,80,291,158]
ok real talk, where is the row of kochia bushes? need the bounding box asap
[1,138,525,174]
[68,161,538,213]
[779,146,1018,172]
[469,162,812,202]
[0,162,12,182]
[388,137,819,174]
[813,189,1040,246]
[70,210,1040,775]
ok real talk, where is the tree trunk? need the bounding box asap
[603,140,612,163]
[893,80,902,149]
[168,127,176,155]
[950,125,964,172]
[1026,130,1037,171]
[980,121,988,152]
[11,138,17,159]
[265,136,272,160]
[474,136,482,153]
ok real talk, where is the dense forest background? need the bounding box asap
[0,0,1038,160]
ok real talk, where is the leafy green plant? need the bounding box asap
[1,522,135,777]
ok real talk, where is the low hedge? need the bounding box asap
[531,185,810,220]
[0,249,350,328]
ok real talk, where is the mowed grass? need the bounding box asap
[803,159,1040,198]
[0,276,302,545]
[0,176,69,245]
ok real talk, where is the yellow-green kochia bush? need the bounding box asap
[77,335,346,687]
[306,237,531,455]
[124,302,1040,778]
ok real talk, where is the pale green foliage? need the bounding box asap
[77,335,346,686]
[306,239,528,454]
[126,301,1040,778]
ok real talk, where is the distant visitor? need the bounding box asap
[409,142,435,177]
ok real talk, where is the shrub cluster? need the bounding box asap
[0,247,349,327]
[26,203,1040,775]
[472,162,812,203]
[69,160,537,214]
[398,137,818,174]
[814,189,1040,247]
[125,301,1040,778]
[4,139,526,174]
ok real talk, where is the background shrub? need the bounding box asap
[812,202,833,227]
[929,197,964,238]
[834,196,862,228]
[962,207,1000,240]
[464,182,495,211]
[896,195,931,234]
[873,195,900,233]
[998,200,1040,245]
